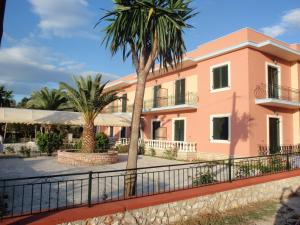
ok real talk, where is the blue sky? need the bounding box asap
[1,0,300,101]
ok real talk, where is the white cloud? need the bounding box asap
[28,0,96,38]
[0,45,120,98]
[261,8,300,37]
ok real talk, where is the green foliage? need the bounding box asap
[0,85,15,107]
[163,147,178,160]
[60,75,119,123]
[26,87,69,110]
[116,144,129,153]
[193,169,216,185]
[96,132,109,149]
[36,132,63,155]
[20,146,31,157]
[235,164,256,178]
[74,140,82,150]
[150,148,156,157]
[97,0,196,70]
[5,146,15,154]
[138,144,145,155]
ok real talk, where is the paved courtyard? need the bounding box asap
[0,154,182,179]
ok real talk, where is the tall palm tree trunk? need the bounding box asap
[125,71,147,197]
[0,0,6,47]
[82,122,95,153]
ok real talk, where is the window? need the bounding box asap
[152,120,161,139]
[211,115,230,142]
[175,79,185,105]
[173,119,185,141]
[109,126,114,137]
[211,63,230,91]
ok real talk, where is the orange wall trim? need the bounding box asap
[3,170,300,225]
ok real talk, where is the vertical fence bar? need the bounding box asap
[228,158,232,182]
[286,153,290,171]
[88,171,92,207]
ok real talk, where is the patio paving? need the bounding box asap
[0,154,183,179]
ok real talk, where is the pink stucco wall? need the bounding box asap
[101,28,300,158]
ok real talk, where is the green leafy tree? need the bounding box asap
[97,0,195,197]
[26,87,69,110]
[0,85,15,107]
[96,132,109,150]
[60,74,118,153]
[17,97,31,108]
[36,132,63,156]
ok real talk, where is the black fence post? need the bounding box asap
[286,153,290,171]
[88,171,92,207]
[228,158,232,182]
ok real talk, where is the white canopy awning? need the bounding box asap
[0,108,132,127]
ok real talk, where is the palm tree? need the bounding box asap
[0,85,14,107]
[0,0,6,46]
[60,74,118,153]
[97,0,195,196]
[26,87,68,110]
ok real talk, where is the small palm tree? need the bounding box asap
[27,87,68,110]
[60,74,118,153]
[0,85,14,107]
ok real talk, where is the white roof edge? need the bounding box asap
[107,40,300,88]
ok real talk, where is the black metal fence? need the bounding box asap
[1,152,300,218]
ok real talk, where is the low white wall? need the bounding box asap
[3,142,38,152]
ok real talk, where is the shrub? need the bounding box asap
[163,147,178,160]
[193,169,216,185]
[138,144,145,155]
[96,132,109,150]
[116,144,129,153]
[36,132,63,156]
[5,146,15,154]
[20,146,31,157]
[74,140,82,150]
[150,148,156,157]
[235,164,257,178]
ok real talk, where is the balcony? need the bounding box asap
[254,83,300,109]
[143,92,198,114]
[102,105,133,114]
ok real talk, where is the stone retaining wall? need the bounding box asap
[57,150,118,166]
[60,175,300,225]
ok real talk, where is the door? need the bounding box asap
[120,127,126,138]
[152,121,161,140]
[153,85,161,108]
[174,119,185,141]
[268,66,279,99]
[269,117,280,154]
[175,79,185,105]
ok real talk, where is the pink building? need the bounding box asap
[100,28,300,160]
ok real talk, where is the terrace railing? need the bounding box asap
[258,144,300,155]
[1,152,300,218]
[254,83,300,103]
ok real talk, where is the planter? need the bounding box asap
[57,150,118,166]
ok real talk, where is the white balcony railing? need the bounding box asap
[115,138,197,153]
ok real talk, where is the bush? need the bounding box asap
[36,132,63,156]
[20,146,31,157]
[96,132,109,150]
[138,144,145,155]
[163,147,177,160]
[116,144,129,153]
[193,169,216,185]
[74,140,82,150]
[5,146,15,154]
[150,148,156,157]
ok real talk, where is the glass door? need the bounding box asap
[152,121,161,140]
[269,117,280,154]
[268,66,279,99]
[174,120,185,141]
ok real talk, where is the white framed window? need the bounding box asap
[172,117,186,141]
[266,115,283,149]
[210,61,231,93]
[210,114,231,143]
